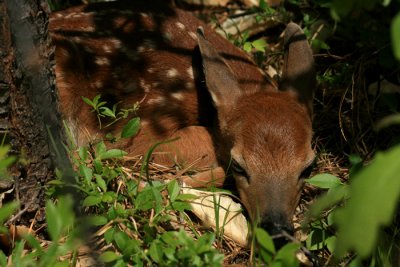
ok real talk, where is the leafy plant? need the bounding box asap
[306,144,400,264]
[82,94,140,139]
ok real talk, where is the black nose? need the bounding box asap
[260,215,294,249]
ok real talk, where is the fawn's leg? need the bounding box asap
[151,126,227,187]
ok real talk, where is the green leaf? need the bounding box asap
[175,193,197,201]
[121,117,141,138]
[243,42,252,52]
[100,107,116,118]
[88,215,108,226]
[78,146,88,161]
[46,201,62,241]
[95,174,107,192]
[83,195,102,207]
[79,164,93,184]
[92,94,101,107]
[391,12,400,60]
[0,201,19,223]
[167,180,180,202]
[99,149,127,160]
[308,185,349,218]
[100,251,119,263]
[95,141,107,158]
[255,227,275,254]
[252,39,267,52]
[149,240,163,263]
[114,231,129,251]
[273,242,300,267]
[334,144,400,258]
[307,173,342,189]
[82,96,94,108]
[0,250,7,267]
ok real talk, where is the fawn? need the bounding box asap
[50,0,316,245]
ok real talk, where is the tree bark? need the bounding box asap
[0,0,73,225]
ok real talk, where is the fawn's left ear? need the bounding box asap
[281,23,316,117]
[196,27,242,110]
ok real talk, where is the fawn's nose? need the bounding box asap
[259,213,294,249]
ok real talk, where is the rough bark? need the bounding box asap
[0,0,73,225]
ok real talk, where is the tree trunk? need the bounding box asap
[0,0,73,225]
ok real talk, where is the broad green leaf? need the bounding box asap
[114,231,129,251]
[167,180,180,202]
[273,242,300,267]
[308,184,349,218]
[252,39,267,52]
[121,117,140,138]
[46,201,61,241]
[78,146,88,161]
[0,155,15,171]
[149,240,163,263]
[99,149,127,160]
[0,201,19,223]
[0,250,7,267]
[243,42,252,52]
[391,12,400,59]
[95,174,107,192]
[95,141,107,158]
[88,215,108,226]
[307,173,342,189]
[82,195,102,207]
[100,251,119,263]
[334,144,400,258]
[79,164,93,184]
[255,227,275,254]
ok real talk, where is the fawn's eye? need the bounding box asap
[231,159,249,179]
[300,164,314,179]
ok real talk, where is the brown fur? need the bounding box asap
[50,1,315,242]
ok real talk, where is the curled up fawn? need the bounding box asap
[50,0,316,247]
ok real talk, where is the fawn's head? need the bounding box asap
[197,23,316,244]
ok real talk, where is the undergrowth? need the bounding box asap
[1,0,400,266]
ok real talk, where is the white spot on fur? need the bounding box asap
[167,68,178,78]
[171,92,184,100]
[94,80,103,88]
[111,39,122,49]
[147,96,165,105]
[175,22,185,30]
[186,66,194,80]
[188,32,197,40]
[138,46,145,53]
[140,12,149,18]
[81,26,95,32]
[185,82,194,89]
[72,37,82,43]
[140,79,151,93]
[95,57,110,66]
[148,68,154,73]
[103,44,112,53]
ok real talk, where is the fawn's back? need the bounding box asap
[50,0,316,245]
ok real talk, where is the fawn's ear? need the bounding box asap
[196,27,242,110]
[281,22,316,117]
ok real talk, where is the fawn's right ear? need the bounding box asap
[196,27,242,110]
[281,23,316,117]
